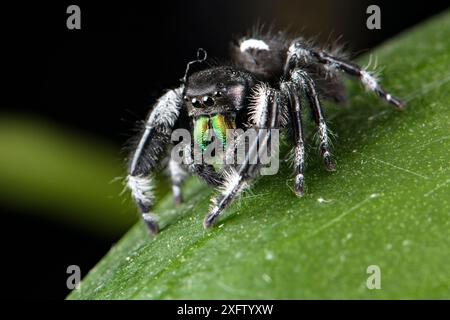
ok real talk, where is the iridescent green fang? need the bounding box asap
[193,116,210,152]
[194,115,235,152]
[211,114,228,147]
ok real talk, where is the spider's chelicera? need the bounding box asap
[126,27,405,234]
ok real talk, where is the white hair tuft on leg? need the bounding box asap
[360,70,381,92]
[249,84,271,126]
[126,174,154,208]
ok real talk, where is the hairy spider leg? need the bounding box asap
[286,40,406,109]
[291,69,336,172]
[204,85,280,228]
[127,86,184,234]
[281,81,307,197]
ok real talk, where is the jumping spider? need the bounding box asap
[126,28,405,234]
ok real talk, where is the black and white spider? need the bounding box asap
[126,28,405,235]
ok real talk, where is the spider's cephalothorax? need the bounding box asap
[126,28,406,234]
[184,67,256,152]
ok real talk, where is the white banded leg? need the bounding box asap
[127,86,183,234]
[281,81,306,196]
[286,41,406,109]
[204,85,281,228]
[291,70,336,171]
[168,158,187,206]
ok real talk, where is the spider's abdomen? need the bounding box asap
[231,33,289,82]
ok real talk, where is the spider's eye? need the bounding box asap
[202,96,215,107]
[183,96,189,102]
[191,98,201,108]
[213,91,223,97]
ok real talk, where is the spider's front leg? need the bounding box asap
[203,85,281,228]
[127,86,184,234]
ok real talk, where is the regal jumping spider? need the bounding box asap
[126,28,405,234]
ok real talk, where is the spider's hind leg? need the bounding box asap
[286,40,406,109]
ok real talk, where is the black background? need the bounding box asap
[1,0,448,299]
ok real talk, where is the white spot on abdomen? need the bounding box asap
[240,39,269,52]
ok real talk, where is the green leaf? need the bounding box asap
[69,12,450,299]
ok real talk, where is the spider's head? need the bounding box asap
[184,66,254,150]
[184,66,253,118]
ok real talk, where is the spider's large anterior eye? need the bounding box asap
[202,96,215,107]
[191,98,201,108]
